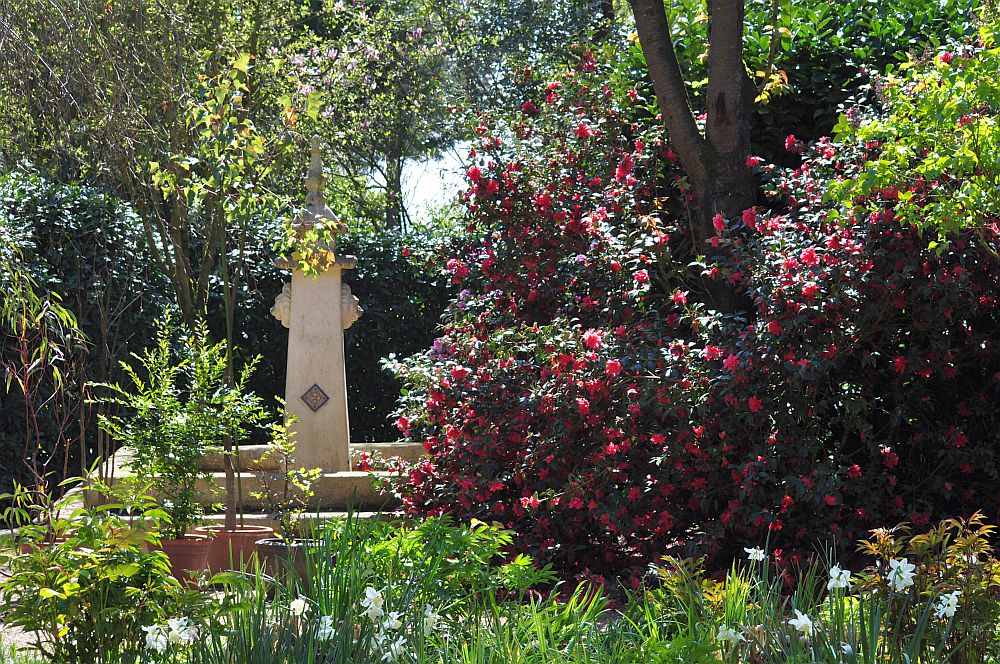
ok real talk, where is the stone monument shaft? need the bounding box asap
[272,137,362,472]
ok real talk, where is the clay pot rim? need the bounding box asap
[162,533,211,546]
[194,524,275,535]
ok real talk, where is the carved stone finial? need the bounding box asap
[305,135,324,208]
[292,136,347,234]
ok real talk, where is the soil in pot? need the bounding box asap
[194,524,274,574]
[161,533,212,585]
[254,537,330,589]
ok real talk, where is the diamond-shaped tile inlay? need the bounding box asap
[301,383,329,412]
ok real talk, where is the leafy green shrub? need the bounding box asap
[0,484,210,663]
[97,317,266,538]
[0,167,165,490]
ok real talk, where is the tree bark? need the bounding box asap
[629,0,756,313]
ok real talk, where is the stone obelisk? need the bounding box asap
[272,137,362,472]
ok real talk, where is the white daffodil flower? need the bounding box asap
[935,590,961,619]
[717,625,746,643]
[361,586,385,621]
[290,596,309,618]
[317,615,336,640]
[788,610,814,638]
[381,634,407,662]
[142,624,168,653]
[827,565,852,590]
[382,611,403,632]
[166,617,198,646]
[423,604,442,636]
[887,558,917,592]
[745,547,766,562]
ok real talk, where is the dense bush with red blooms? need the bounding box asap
[386,44,1000,580]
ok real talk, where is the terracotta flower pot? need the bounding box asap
[161,533,212,585]
[254,537,328,588]
[194,524,274,574]
[18,536,68,555]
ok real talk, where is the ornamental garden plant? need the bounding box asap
[387,17,1000,579]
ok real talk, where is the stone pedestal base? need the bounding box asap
[88,442,425,512]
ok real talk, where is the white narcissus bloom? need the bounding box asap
[887,558,917,592]
[317,615,336,640]
[716,625,746,643]
[166,617,198,646]
[935,590,961,619]
[361,586,385,621]
[381,634,407,662]
[788,610,814,637]
[745,547,766,562]
[290,596,309,617]
[142,624,168,653]
[827,565,852,590]
[383,611,403,632]
[423,604,441,636]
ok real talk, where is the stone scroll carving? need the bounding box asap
[271,282,292,329]
[270,281,362,330]
[341,283,363,329]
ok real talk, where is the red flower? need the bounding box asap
[940,51,954,63]
[892,357,907,374]
[712,213,726,234]
[614,154,634,182]
[467,165,483,183]
[723,354,739,372]
[521,495,540,509]
[582,329,604,349]
[801,282,819,298]
[800,247,819,266]
[746,155,763,168]
[671,290,688,306]
[451,366,471,381]
[575,397,591,415]
[575,122,593,138]
[396,416,411,435]
[634,269,650,285]
[702,345,722,361]
[568,497,585,510]
[823,495,838,506]
[847,464,862,479]
[767,320,784,335]
[605,359,622,377]
[748,396,763,413]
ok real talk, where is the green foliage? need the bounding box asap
[0,239,87,490]
[831,18,1000,249]
[624,0,982,159]
[250,416,321,538]
[0,483,209,663]
[0,168,165,491]
[97,316,266,538]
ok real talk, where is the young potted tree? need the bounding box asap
[99,316,268,580]
[251,415,323,583]
[188,345,272,574]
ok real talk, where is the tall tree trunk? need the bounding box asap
[629,0,755,312]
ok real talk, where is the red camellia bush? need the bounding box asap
[387,45,1000,579]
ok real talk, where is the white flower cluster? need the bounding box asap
[142,617,199,653]
[359,587,444,662]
